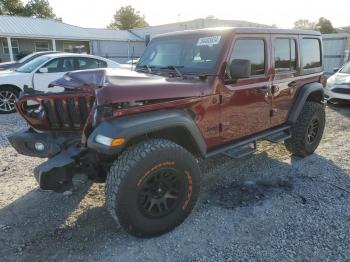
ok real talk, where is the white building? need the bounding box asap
[0,15,145,63]
[0,15,271,63]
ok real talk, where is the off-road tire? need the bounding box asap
[0,86,19,114]
[284,101,325,157]
[105,138,200,238]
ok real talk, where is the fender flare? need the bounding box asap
[287,82,324,124]
[87,109,207,157]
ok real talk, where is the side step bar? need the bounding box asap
[264,128,291,143]
[206,126,291,159]
[222,141,256,159]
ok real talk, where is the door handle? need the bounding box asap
[288,81,297,88]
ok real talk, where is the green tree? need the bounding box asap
[315,17,336,34]
[24,0,56,19]
[108,5,149,30]
[0,0,25,15]
[294,19,316,30]
[0,0,58,19]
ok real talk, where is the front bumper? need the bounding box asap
[325,87,350,103]
[8,128,87,192]
[34,146,84,192]
[8,128,81,158]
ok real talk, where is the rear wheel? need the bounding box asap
[0,86,19,114]
[105,139,200,238]
[285,101,325,157]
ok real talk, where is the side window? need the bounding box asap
[274,39,297,72]
[230,39,265,76]
[35,41,50,52]
[62,58,75,71]
[98,60,107,68]
[302,38,321,69]
[3,39,19,55]
[78,58,107,70]
[43,58,75,73]
[44,58,60,73]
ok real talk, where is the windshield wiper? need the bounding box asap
[160,65,184,77]
[182,72,219,79]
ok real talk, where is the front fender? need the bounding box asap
[87,109,207,157]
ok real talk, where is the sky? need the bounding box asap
[46,0,349,29]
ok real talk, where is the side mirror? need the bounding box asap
[230,59,251,79]
[333,67,340,73]
[38,67,48,73]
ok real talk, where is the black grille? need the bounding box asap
[332,88,350,95]
[43,96,94,129]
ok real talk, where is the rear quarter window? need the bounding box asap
[302,38,322,73]
[274,38,297,72]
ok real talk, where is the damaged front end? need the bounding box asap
[9,68,208,192]
[9,72,102,192]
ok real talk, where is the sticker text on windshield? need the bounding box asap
[197,36,221,46]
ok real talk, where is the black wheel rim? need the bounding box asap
[307,117,319,144]
[137,168,184,218]
[0,91,16,112]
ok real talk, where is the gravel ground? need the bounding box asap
[1,104,350,261]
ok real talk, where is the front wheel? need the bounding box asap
[285,101,325,157]
[105,139,200,238]
[0,86,19,114]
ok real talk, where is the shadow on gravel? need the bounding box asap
[203,151,294,209]
[211,176,293,209]
[327,103,350,118]
[203,150,350,213]
[2,148,350,261]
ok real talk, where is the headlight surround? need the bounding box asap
[95,134,114,146]
[95,134,125,147]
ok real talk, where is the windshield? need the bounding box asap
[136,34,224,74]
[16,56,50,73]
[340,62,350,74]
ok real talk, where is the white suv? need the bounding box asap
[325,62,350,104]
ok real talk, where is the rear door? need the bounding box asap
[220,35,273,142]
[270,35,300,127]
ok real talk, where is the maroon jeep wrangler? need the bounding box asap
[9,28,326,237]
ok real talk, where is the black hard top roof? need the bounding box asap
[154,27,321,38]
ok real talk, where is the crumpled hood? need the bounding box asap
[50,68,211,105]
[327,73,350,87]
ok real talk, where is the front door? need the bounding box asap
[33,57,76,92]
[220,36,272,142]
[270,36,300,127]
